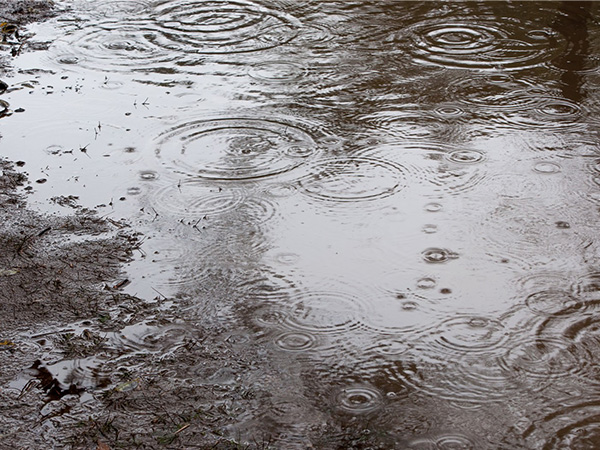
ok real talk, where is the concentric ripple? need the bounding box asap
[426,315,507,355]
[422,248,459,263]
[333,384,384,414]
[299,157,406,202]
[51,1,301,73]
[435,434,476,449]
[430,165,487,195]
[447,74,539,109]
[368,338,412,357]
[433,104,467,119]
[357,141,485,196]
[359,109,448,141]
[525,290,582,316]
[155,118,322,180]
[151,179,245,218]
[533,161,562,174]
[274,331,317,352]
[446,149,485,164]
[50,21,173,73]
[490,97,584,131]
[405,20,559,70]
[361,293,438,336]
[556,315,600,386]
[379,352,513,405]
[77,0,151,18]
[499,337,581,383]
[151,0,301,54]
[248,60,307,83]
[140,241,213,289]
[282,290,368,335]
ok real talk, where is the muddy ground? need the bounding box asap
[0,3,384,449]
[0,152,292,449]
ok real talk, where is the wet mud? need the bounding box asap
[0,164,311,448]
[0,0,56,25]
[2,1,600,449]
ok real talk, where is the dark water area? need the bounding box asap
[3,0,600,448]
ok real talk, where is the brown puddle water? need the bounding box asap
[3,1,600,448]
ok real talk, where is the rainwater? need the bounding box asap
[2,1,600,448]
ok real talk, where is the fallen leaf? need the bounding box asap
[97,440,111,450]
[0,268,18,276]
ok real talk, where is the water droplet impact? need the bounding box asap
[372,338,411,356]
[334,385,384,414]
[434,104,466,118]
[249,61,307,83]
[424,202,442,212]
[447,149,485,164]
[402,301,419,310]
[422,224,438,234]
[45,145,65,155]
[154,0,301,55]
[274,331,317,352]
[422,248,458,263]
[56,55,81,65]
[139,170,158,181]
[533,161,561,174]
[126,187,141,195]
[404,20,559,70]
[537,99,581,118]
[417,277,436,289]
[253,307,287,329]
[264,183,297,198]
[275,252,300,265]
[436,434,475,449]
[51,1,301,74]
[155,118,322,180]
[80,0,151,18]
[430,315,506,354]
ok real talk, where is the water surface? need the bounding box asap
[3,1,600,447]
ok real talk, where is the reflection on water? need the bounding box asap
[4,0,600,447]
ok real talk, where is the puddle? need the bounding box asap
[2,0,600,448]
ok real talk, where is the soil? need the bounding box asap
[0,3,375,449]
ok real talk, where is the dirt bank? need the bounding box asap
[0,0,56,27]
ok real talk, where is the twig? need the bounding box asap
[151,287,167,299]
